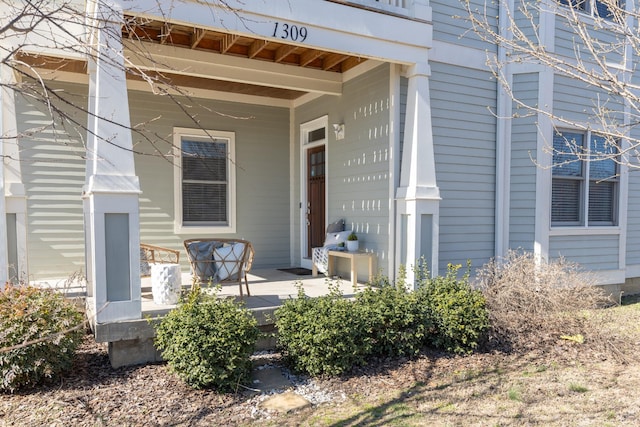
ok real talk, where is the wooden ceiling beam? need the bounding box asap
[160,23,172,44]
[248,39,269,58]
[191,28,207,49]
[274,45,297,63]
[221,34,240,54]
[341,56,365,71]
[300,49,323,67]
[323,53,348,70]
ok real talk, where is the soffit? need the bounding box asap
[121,15,367,99]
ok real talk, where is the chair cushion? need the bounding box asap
[186,241,219,281]
[214,242,246,281]
[323,230,351,247]
[326,218,345,233]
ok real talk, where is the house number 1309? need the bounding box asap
[272,22,308,42]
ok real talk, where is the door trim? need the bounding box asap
[300,115,328,269]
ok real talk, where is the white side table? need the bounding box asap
[151,263,182,305]
[326,250,375,287]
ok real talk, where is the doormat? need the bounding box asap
[278,267,313,276]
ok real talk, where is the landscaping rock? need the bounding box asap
[259,392,311,413]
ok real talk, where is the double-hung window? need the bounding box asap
[557,0,623,21]
[551,130,619,226]
[174,128,236,233]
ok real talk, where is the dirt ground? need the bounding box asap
[2,301,640,426]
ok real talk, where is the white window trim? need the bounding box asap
[551,129,619,228]
[556,0,625,25]
[173,127,236,234]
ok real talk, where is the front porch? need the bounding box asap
[60,267,368,367]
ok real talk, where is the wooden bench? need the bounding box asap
[313,250,376,287]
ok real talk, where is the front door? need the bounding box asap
[306,145,325,257]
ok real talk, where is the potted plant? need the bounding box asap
[346,231,359,252]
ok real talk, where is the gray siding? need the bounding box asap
[430,61,497,272]
[16,86,88,280]
[549,235,619,270]
[554,13,624,66]
[509,73,539,251]
[18,81,290,280]
[553,75,624,124]
[431,0,498,52]
[294,64,392,272]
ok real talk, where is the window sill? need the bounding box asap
[549,226,621,236]
[174,223,236,235]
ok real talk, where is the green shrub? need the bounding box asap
[0,284,85,392]
[356,284,432,357]
[417,263,489,354]
[154,287,260,390]
[275,283,371,376]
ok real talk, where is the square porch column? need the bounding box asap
[395,62,441,288]
[84,0,142,325]
[1,65,28,285]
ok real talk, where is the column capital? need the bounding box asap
[403,62,431,79]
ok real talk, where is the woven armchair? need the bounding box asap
[140,243,180,277]
[183,238,254,297]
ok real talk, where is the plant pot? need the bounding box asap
[346,240,359,252]
[151,263,182,305]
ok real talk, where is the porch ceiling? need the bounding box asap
[16,15,368,101]
[121,15,367,100]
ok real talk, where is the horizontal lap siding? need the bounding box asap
[549,235,619,270]
[553,75,624,124]
[555,16,624,66]
[431,0,498,51]
[509,73,538,251]
[17,87,87,280]
[430,62,496,273]
[295,64,392,271]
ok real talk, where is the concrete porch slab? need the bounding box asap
[86,268,367,367]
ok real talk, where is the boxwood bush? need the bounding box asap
[357,284,432,358]
[275,283,371,376]
[154,287,260,391]
[417,263,489,354]
[0,284,85,392]
[276,262,489,377]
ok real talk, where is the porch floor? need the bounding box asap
[141,267,367,318]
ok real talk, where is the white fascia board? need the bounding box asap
[123,0,431,65]
[125,42,343,95]
[429,41,490,71]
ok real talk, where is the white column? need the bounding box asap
[84,0,141,324]
[395,62,441,288]
[1,65,28,284]
[0,70,8,287]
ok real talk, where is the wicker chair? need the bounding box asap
[183,238,254,297]
[140,243,180,277]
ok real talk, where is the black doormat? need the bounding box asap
[278,267,313,276]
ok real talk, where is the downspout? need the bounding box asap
[495,0,513,258]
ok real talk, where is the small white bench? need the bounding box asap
[313,250,376,287]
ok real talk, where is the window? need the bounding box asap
[551,130,618,226]
[558,0,623,21]
[173,128,236,233]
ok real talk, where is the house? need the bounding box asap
[2,0,639,326]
